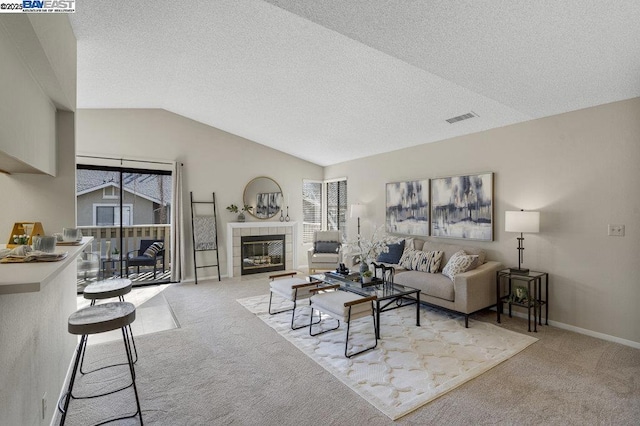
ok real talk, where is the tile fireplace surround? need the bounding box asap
[227,222,297,278]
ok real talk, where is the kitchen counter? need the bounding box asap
[0,236,93,294]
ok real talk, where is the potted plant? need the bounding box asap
[346,225,393,274]
[12,234,29,245]
[226,204,254,222]
[361,270,373,284]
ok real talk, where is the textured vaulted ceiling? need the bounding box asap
[69,1,640,166]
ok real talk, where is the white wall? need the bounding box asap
[325,97,640,346]
[76,109,324,279]
[0,262,77,426]
[0,15,77,426]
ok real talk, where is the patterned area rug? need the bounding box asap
[238,294,537,420]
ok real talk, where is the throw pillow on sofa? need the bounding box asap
[377,239,405,264]
[399,248,418,269]
[410,250,444,273]
[442,250,479,281]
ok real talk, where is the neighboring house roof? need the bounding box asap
[77,169,171,205]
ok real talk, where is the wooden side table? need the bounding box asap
[496,269,549,332]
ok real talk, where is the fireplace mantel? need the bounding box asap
[227,222,297,278]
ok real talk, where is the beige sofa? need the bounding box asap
[373,238,502,327]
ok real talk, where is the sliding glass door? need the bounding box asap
[76,165,172,290]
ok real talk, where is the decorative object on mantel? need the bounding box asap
[505,209,540,274]
[346,225,393,274]
[431,172,494,241]
[279,209,284,222]
[6,222,45,248]
[226,204,253,222]
[285,206,290,222]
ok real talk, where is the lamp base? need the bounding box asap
[509,267,530,275]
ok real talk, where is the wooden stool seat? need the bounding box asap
[68,302,136,335]
[83,278,132,300]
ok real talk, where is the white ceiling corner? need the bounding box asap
[70,0,640,166]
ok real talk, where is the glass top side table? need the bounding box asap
[496,269,549,332]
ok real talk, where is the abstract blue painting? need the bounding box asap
[430,172,493,241]
[385,179,430,236]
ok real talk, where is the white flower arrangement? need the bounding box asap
[13,234,29,245]
[346,225,394,265]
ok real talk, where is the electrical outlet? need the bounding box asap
[41,392,47,420]
[608,224,625,237]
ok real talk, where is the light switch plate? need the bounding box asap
[608,224,625,236]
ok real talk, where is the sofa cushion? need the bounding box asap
[310,252,340,262]
[314,241,340,253]
[270,277,313,300]
[377,240,405,264]
[311,290,372,320]
[420,239,486,265]
[394,271,455,301]
[442,250,479,281]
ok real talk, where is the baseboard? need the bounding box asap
[492,308,640,349]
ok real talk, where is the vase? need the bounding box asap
[362,276,372,284]
[359,261,369,274]
[237,213,245,222]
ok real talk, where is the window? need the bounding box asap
[302,178,347,243]
[302,180,322,244]
[326,179,347,241]
[102,185,118,199]
[94,204,133,226]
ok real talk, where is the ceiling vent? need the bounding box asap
[446,112,477,124]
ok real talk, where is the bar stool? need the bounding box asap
[84,278,133,306]
[81,278,137,373]
[59,302,143,425]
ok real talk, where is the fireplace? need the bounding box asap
[227,222,297,278]
[241,234,285,275]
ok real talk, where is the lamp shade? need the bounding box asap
[505,211,540,233]
[350,204,366,218]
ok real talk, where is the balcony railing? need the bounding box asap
[79,224,170,258]
[76,225,171,293]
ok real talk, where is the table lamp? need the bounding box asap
[505,210,540,275]
[350,204,366,235]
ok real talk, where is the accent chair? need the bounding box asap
[307,230,342,274]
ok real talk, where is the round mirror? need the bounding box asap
[243,177,283,219]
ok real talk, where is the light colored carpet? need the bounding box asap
[238,294,537,420]
[56,275,640,425]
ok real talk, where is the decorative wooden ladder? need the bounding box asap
[190,192,221,283]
